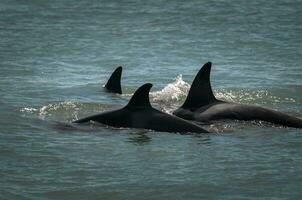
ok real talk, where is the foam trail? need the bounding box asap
[20,101,80,120]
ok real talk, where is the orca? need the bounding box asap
[74,83,209,134]
[104,66,122,94]
[173,62,302,128]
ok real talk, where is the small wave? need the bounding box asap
[21,101,81,121]
[215,89,296,106]
[39,101,79,118]
[20,101,119,122]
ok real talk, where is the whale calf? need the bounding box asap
[74,83,209,134]
[104,66,122,94]
[173,62,302,128]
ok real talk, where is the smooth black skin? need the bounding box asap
[173,62,302,128]
[74,83,209,134]
[104,66,122,94]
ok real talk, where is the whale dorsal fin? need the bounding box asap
[126,83,152,108]
[181,62,217,109]
[104,66,122,94]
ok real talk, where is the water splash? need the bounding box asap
[20,76,300,126]
[148,75,297,113]
[149,75,190,113]
[120,75,190,113]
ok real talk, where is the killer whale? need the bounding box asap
[74,83,209,134]
[104,66,122,94]
[173,62,302,128]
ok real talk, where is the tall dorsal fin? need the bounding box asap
[181,62,217,109]
[104,66,122,94]
[126,83,152,108]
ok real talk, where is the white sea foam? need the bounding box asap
[20,107,38,113]
[39,101,79,119]
[20,101,119,122]
[20,101,80,121]
[215,89,296,105]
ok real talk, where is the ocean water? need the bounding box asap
[1,0,302,199]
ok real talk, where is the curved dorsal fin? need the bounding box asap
[181,62,217,109]
[126,83,152,108]
[104,66,122,94]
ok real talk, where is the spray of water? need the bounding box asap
[20,75,300,129]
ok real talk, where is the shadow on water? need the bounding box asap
[127,131,152,145]
[48,121,117,135]
[49,121,81,132]
[192,134,213,145]
[127,131,215,146]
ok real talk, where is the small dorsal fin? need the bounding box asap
[104,66,122,94]
[181,62,217,109]
[126,83,152,108]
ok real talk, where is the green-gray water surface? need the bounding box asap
[1,0,302,199]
